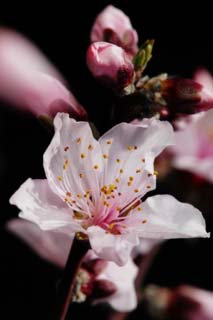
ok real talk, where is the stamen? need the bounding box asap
[134,146,138,150]
[88,144,93,150]
[58,176,63,181]
[147,185,151,189]
[141,158,146,163]
[116,158,121,163]
[128,181,132,186]
[77,137,81,144]
[106,140,112,145]
[142,219,147,224]
[79,173,84,178]
[66,192,71,197]
[129,176,134,181]
[80,153,86,159]
[127,146,132,151]
[64,146,69,152]
[103,154,108,159]
[119,169,124,174]
[136,169,141,173]
[154,170,159,176]
[134,188,139,193]
[137,207,142,211]
[94,164,99,170]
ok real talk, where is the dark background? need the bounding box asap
[0,1,213,319]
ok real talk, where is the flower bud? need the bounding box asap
[90,5,138,58]
[162,78,213,114]
[86,41,134,89]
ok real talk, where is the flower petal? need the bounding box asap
[194,69,213,92]
[133,195,209,238]
[99,120,174,210]
[43,113,103,214]
[9,178,80,234]
[0,28,86,118]
[6,219,72,268]
[87,225,139,266]
[97,258,138,311]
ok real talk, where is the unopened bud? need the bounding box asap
[86,42,134,89]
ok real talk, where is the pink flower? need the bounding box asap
[0,28,87,118]
[90,5,138,58]
[170,109,213,183]
[86,42,134,89]
[6,219,138,311]
[144,285,213,320]
[10,113,209,266]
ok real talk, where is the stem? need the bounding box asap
[54,235,90,320]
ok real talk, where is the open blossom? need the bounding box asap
[90,5,138,58]
[0,28,87,118]
[10,113,209,266]
[6,219,138,311]
[170,109,213,183]
[86,42,134,89]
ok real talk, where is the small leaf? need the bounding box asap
[133,39,155,75]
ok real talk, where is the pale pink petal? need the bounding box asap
[87,226,139,266]
[0,28,86,118]
[6,219,72,268]
[43,113,103,214]
[98,120,174,210]
[133,195,209,238]
[194,69,213,92]
[97,258,138,311]
[90,5,138,57]
[9,178,80,234]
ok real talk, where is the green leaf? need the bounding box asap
[133,39,155,74]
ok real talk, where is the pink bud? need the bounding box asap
[0,28,87,119]
[91,5,138,58]
[86,41,134,89]
[162,78,213,114]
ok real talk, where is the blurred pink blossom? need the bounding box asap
[0,28,87,118]
[170,109,213,183]
[90,5,138,58]
[87,41,134,89]
[10,113,209,266]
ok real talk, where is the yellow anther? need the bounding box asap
[137,207,142,211]
[64,197,69,203]
[80,153,86,159]
[128,146,132,151]
[88,144,93,150]
[116,158,121,163]
[147,185,151,189]
[134,146,138,150]
[141,158,146,163]
[79,173,84,178]
[142,219,147,224]
[77,194,82,198]
[103,154,108,159]
[106,184,116,195]
[94,164,99,170]
[116,206,121,211]
[134,188,139,193]
[72,200,76,204]
[119,169,124,174]
[106,140,112,145]
[128,181,132,186]
[58,176,63,181]
[129,176,134,181]
[154,170,159,176]
[108,223,115,230]
[77,137,81,143]
[136,169,141,173]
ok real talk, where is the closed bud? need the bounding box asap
[86,42,134,89]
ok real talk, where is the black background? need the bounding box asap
[0,1,213,319]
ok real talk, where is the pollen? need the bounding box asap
[58,176,63,181]
[64,197,69,203]
[106,184,116,194]
[127,146,132,151]
[94,164,99,170]
[103,154,108,159]
[106,140,112,145]
[88,144,93,150]
[79,173,84,178]
[116,158,121,163]
[134,188,139,193]
[142,219,147,224]
[77,137,81,144]
[64,146,69,152]
[80,153,86,159]
[136,169,141,173]
[154,170,159,176]
[63,159,70,170]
